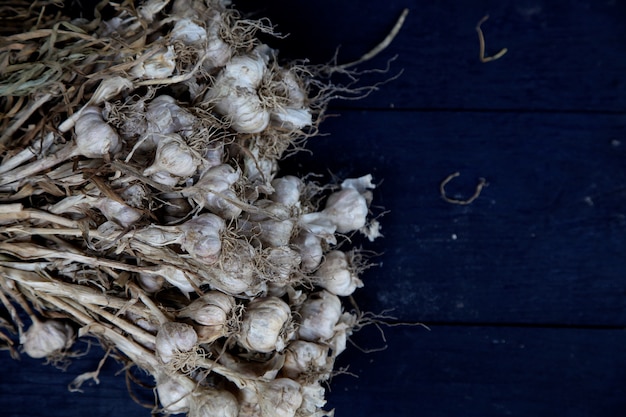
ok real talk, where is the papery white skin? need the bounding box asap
[156,372,195,413]
[131,46,176,79]
[243,142,277,186]
[270,107,312,130]
[321,188,368,234]
[143,134,200,181]
[137,272,165,293]
[21,320,74,359]
[171,18,207,44]
[241,200,294,248]
[94,198,142,228]
[300,382,329,417]
[210,85,270,133]
[146,95,196,139]
[74,107,121,158]
[178,291,235,342]
[282,340,330,379]
[179,213,225,264]
[262,246,301,285]
[313,250,363,297]
[270,175,303,208]
[155,322,198,364]
[206,240,261,295]
[297,290,342,343]
[193,164,242,219]
[189,388,239,417]
[260,378,303,417]
[239,296,291,353]
[145,265,198,294]
[293,213,337,272]
[330,312,357,356]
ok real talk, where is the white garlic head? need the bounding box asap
[74,106,121,158]
[238,296,291,353]
[282,340,330,379]
[180,213,225,264]
[178,291,235,342]
[313,250,363,296]
[21,319,74,359]
[143,134,200,181]
[270,175,303,207]
[131,46,176,79]
[322,188,369,234]
[156,372,195,413]
[189,388,239,417]
[297,290,342,343]
[155,322,198,364]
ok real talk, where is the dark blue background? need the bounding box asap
[2,1,626,416]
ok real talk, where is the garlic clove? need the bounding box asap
[322,187,368,234]
[21,319,74,359]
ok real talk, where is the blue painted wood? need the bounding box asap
[237,0,626,112]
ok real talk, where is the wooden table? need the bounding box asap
[2,1,626,416]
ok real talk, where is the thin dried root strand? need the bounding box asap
[476,15,508,63]
[336,8,409,70]
[439,171,487,205]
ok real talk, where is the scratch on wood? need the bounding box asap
[476,15,508,63]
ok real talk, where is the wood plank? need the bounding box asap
[1,325,625,417]
[236,0,626,112]
[278,110,626,326]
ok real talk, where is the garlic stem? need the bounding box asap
[0,132,55,175]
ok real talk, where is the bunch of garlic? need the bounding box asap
[0,1,386,417]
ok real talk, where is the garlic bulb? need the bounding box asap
[21,319,74,359]
[94,197,142,228]
[74,107,121,158]
[270,176,303,208]
[261,246,302,285]
[146,95,196,138]
[239,296,291,353]
[297,290,342,343]
[143,134,201,183]
[178,291,235,343]
[156,372,196,413]
[313,250,363,296]
[259,378,304,417]
[131,46,176,79]
[171,18,207,45]
[322,188,368,234]
[189,389,239,417]
[155,322,198,364]
[282,341,330,379]
[194,164,242,219]
[240,200,295,248]
[179,213,225,264]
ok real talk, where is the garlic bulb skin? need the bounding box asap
[156,372,195,413]
[297,290,342,343]
[143,134,200,182]
[211,85,270,133]
[180,213,225,264]
[155,322,198,364]
[313,250,363,296]
[131,45,176,79]
[21,320,74,359]
[146,95,196,138]
[322,188,368,234]
[94,197,142,228]
[261,378,304,417]
[239,296,291,353]
[282,340,330,379]
[178,291,235,342]
[171,18,207,44]
[270,176,303,208]
[189,389,239,417]
[74,106,120,158]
